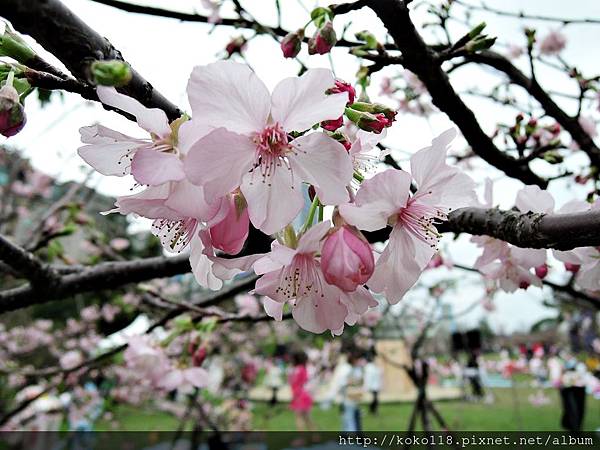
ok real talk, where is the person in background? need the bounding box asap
[265,356,284,406]
[340,352,365,432]
[288,350,315,432]
[363,352,382,415]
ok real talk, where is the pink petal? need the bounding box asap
[164,179,226,223]
[368,225,422,304]
[131,148,185,186]
[159,370,183,391]
[78,125,144,176]
[97,86,171,137]
[210,253,264,281]
[515,185,555,214]
[184,128,256,201]
[289,133,353,205]
[296,220,331,254]
[187,61,270,135]
[263,297,284,321]
[189,232,223,290]
[410,128,456,189]
[184,367,209,388]
[177,120,212,156]
[241,165,304,235]
[339,169,411,232]
[113,184,180,220]
[254,270,288,303]
[340,285,378,315]
[271,68,348,132]
[292,287,348,334]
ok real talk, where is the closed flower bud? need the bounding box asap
[192,346,207,367]
[564,262,580,273]
[91,60,132,87]
[321,225,374,292]
[321,116,344,131]
[345,107,391,134]
[308,22,337,55]
[281,29,304,58]
[225,36,247,57]
[209,194,249,255]
[327,79,356,105]
[535,264,548,279]
[0,81,25,137]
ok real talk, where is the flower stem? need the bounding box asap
[301,196,320,232]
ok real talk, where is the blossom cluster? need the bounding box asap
[473,182,600,295]
[78,61,477,334]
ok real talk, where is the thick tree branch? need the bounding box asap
[439,207,600,250]
[366,0,546,187]
[2,205,598,313]
[1,0,182,121]
[0,235,59,286]
[463,50,600,167]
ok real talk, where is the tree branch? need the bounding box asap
[0,234,59,286]
[366,0,547,187]
[2,0,182,121]
[463,50,600,167]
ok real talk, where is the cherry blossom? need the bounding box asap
[184,61,353,234]
[539,29,567,55]
[339,129,477,303]
[252,221,377,333]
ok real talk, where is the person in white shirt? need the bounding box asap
[363,353,382,415]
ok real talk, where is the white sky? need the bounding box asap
[4,0,600,333]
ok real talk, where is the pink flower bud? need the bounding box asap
[0,84,26,137]
[209,194,249,255]
[225,36,247,57]
[535,264,548,279]
[519,280,530,290]
[327,79,356,105]
[281,29,304,59]
[192,347,207,367]
[564,262,580,273]
[321,116,344,131]
[308,22,337,55]
[360,113,390,134]
[321,225,374,292]
[427,253,444,269]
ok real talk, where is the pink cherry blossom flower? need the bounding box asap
[158,366,208,393]
[348,128,387,174]
[200,0,222,23]
[554,200,600,292]
[321,225,374,292]
[59,350,83,370]
[539,30,567,55]
[184,61,353,234]
[339,129,477,303]
[188,228,263,290]
[78,87,181,182]
[253,221,376,333]
[474,184,552,292]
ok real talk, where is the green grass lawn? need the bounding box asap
[97,387,600,431]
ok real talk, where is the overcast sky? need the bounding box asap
[4,0,600,333]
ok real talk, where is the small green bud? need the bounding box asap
[0,23,36,63]
[465,36,497,53]
[90,60,132,87]
[468,22,487,39]
[355,30,378,50]
[310,7,334,28]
